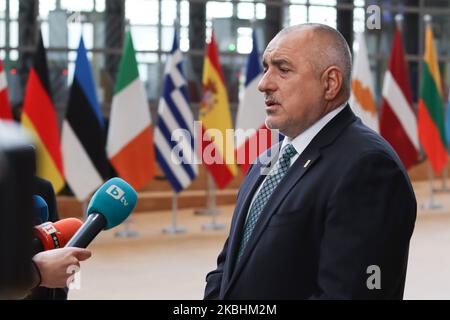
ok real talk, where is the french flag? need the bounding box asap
[235,30,279,174]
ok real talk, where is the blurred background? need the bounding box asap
[1,0,450,300]
[1,0,448,122]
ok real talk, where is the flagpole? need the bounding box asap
[114,187,139,238]
[445,91,450,193]
[81,198,88,217]
[422,162,442,210]
[163,192,187,234]
[195,172,222,217]
[441,165,450,192]
[156,18,198,234]
[434,164,450,193]
[195,27,233,231]
[201,173,225,231]
[115,215,139,238]
[395,13,403,31]
[444,92,450,193]
[428,15,450,194]
[420,14,442,210]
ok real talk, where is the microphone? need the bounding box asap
[33,218,83,254]
[65,178,137,248]
[33,195,49,225]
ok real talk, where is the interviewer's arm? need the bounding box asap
[32,247,92,288]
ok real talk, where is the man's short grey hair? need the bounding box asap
[278,23,353,96]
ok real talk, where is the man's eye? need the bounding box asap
[280,68,289,73]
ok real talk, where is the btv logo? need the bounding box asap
[106,185,128,206]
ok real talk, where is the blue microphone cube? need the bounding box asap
[86,177,138,230]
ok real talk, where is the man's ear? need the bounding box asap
[322,66,343,101]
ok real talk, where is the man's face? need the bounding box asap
[258,30,326,138]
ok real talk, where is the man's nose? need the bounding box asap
[258,70,276,93]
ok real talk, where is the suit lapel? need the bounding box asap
[224,148,321,297]
[221,159,271,287]
[222,105,357,298]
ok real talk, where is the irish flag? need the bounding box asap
[21,33,64,193]
[106,32,156,190]
[199,32,237,188]
[417,22,447,175]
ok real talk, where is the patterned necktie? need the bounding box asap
[237,144,297,262]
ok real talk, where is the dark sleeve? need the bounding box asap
[204,237,229,300]
[204,176,252,300]
[310,152,417,300]
[29,177,67,300]
[33,177,60,222]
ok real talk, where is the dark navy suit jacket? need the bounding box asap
[204,106,416,300]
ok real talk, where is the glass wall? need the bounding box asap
[0,0,449,120]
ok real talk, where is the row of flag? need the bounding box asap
[0,28,273,201]
[4,23,449,201]
[350,21,450,176]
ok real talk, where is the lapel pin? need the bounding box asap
[304,160,311,168]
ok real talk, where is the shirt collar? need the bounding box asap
[281,103,347,156]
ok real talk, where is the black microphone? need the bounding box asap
[65,178,137,248]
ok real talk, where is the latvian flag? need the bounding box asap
[380,27,419,170]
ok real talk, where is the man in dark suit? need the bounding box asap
[204,23,416,300]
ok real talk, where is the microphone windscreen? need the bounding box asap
[53,218,84,246]
[33,195,49,225]
[87,177,137,230]
[34,218,83,250]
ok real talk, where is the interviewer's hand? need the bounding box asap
[32,247,92,288]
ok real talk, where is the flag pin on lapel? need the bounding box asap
[304,160,311,168]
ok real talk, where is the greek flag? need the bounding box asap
[154,32,198,192]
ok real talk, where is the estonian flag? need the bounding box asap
[62,37,109,200]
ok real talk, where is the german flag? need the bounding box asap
[417,22,447,175]
[21,32,64,192]
[199,32,238,189]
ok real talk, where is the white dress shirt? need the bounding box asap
[247,103,347,214]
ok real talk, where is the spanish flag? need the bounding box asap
[417,23,447,175]
[21,32,64,192]
[199,32,237,188]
